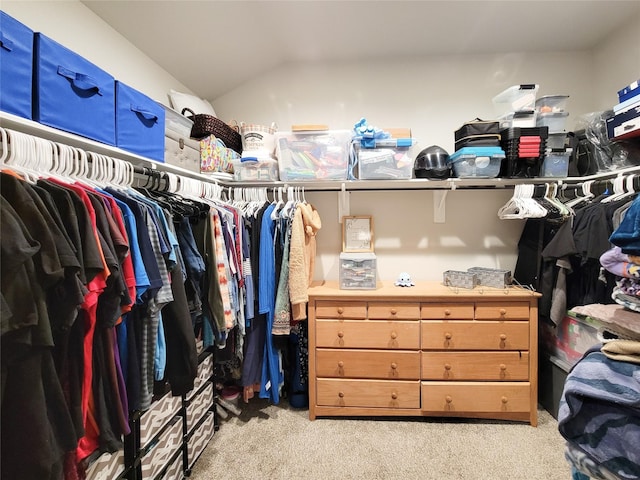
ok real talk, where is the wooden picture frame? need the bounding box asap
[342,215,374,252]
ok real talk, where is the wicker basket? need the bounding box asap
[443,270,477,289]
[467,267,512,289]
[182,108,242,154]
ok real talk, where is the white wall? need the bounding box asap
[592,13,640,112]
[2,2,637,283]
[212,52,600,282]
[2,0,193,106]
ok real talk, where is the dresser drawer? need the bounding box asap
[421,382,531,413]
[316,319,420,349]
[421,351,529,380]
[421,303,474,320]
[317,379,420,409]
[475,302,530,320]
[187,411,215,469]
[317,349,420,379]
[368,302,420,320]
[421,321,529,350]
[189,353,213,399]
[315,301,367,319]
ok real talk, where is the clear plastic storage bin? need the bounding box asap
[492,84,539,117]
[231,158,279,181]
[275,129,352,181]
[339,252,377,290]
[449,147,505,178]
[536,112,569,133]
[535,95,569,113]
[541,151,571,177]
[355,142,415,180]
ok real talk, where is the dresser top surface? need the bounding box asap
[309,281,540,301]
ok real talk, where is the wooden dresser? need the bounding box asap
[307,281,540,426]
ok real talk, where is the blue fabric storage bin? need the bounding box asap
[116,81,165,161]
[0,11,34,119]
[34,33,115,145]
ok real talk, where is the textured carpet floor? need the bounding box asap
[189,398,571,480]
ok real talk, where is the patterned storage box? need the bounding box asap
[85,449,125,480]
[467,267,512,288]
[443,270,477,289]
[200,134,240,174]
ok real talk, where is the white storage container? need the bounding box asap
[355,142,415,180]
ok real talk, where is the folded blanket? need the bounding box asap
[601,340,640,365]
[558,349,640,480]
[571,304,640,341]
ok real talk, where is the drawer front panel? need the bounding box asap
[475,302,530,320]
[141,417,183,479]
[186,382,214,434]
[421,351,529,380]
[317,378,420,409]
[162,452,184,480]
[139,391,182,448]
[187,411,215,469]
[85,449,125,480]
[368,302,420,320]
[421,382,531,413]
[316,319,420,349]
[421,321,529,350]
[316,349,420,380]
[421,303,475,320]
[315,301,367,319]
[189,353,214,399]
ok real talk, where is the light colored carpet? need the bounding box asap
[189,399,572,480]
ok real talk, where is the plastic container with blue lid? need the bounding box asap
[449,146,505,178]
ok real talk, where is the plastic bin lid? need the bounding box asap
[450,146,506,162]
[538,111,569,118]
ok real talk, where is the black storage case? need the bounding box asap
[454,119,501,151]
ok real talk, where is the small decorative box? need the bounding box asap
[443,270,477,289]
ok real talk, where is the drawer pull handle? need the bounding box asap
[337,307,344,315]
[444,309,451,316]
[501,396,508,404]
[444,364,451,370]
[445,395,453,404]
[338,361,344,368]
[390,331,398,339]
[500,364,506,370]
[338,392,345,398]
[391,392,398,400]
[390,362,398,370]
[337,331,344,338]
[390,308,397,315]
[499,334,507,341]
[499,308,507,316]
[444,333,452,340]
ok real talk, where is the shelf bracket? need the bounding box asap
[433,190,447,223]
[338,182,350,222]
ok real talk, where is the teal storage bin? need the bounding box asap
[0,11,34,119]
[116,81,165,161]
[34,33,115,145]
